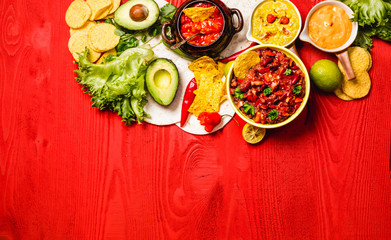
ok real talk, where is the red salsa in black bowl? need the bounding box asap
[162,0,243,59]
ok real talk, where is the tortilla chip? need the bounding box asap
[340,69,371,99]
[65,0,92,29]
[338,47,372,73]
[68,31,101,62]
[96,48,117,64]
[109,0,121,14]
[334,85,354,101]
[218,62,226,80]
[233,50,260,79]
[70,20,96,36]
[188,56,225,117]
[87,23,120,52]
[86,0,112,20]
[183,6,216,22]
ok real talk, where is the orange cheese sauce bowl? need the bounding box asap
[299,0,358,53]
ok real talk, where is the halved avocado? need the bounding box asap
[114,0,159,31]
[146,59,179,106]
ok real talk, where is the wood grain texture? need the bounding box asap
[1,0,390,239]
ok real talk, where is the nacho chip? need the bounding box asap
[188,56,225,117]
[233,50,260,79]
[183,6,216,22]
[338,47,372,73]
[68,31,101,62]
[334,86,353,101]
[86,0,112,20]
[96,48,117,64]
[70,20,96,36]
[87,23,120,52]
[340,68,371,99]
[218,62,226,80]
[65,0,92,29]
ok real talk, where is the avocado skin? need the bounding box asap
[114,0,159,31]
[146,58,179,106]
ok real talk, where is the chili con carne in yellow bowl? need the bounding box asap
[226,45,310,129]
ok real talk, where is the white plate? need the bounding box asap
[145,0,259,134]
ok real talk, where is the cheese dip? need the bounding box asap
[309,5,352,49]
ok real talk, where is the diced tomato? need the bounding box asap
[279,16,289,24]
[267,14,277,23]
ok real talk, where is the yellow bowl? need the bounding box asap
[226,44,310,129]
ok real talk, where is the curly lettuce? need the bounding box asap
[74,46,154,124]
[341,0,391,50]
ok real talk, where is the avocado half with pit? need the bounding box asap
[114,0,159,31]
[146,59,179,106]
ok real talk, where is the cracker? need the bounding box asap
[68,31,101,62]
[70,20,96,36]
[338,47,372,73]
[96,49,117,64]
[334,85,353,101]
[86,0,112,20]
[87,23,120,52]
[340,69,371,99]
[65,0,92,29]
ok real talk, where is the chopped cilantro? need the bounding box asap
[243,103,255,115]
[263,87,272,96]
[268,110,279,120]
[234,88,243,99]
[293,85,302,95]
[284,68,292,75]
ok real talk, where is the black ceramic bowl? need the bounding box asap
[161,0,243,59]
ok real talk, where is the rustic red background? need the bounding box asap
[1,0,390,239]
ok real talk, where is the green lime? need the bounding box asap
[310,59,342,92]
[224,61,234,78]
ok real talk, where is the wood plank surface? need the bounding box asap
[1,0,390,239]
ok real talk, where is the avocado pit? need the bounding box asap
[129,4,149,22]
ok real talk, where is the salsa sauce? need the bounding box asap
[230,48,306,124]
[180,3,224,47]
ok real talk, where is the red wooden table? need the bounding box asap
[1,0,390,239]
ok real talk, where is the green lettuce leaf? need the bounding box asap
[74,46,154,124]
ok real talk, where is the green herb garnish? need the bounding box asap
[243,103,255,115]
[234,88,243,99]
[267,110,279,120]
[263,87,272,96]
[293,85,302,95]
[284,68,292,75]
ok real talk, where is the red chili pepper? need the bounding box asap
[219,42,258,63]
[197,112,222,132]
[180,78,197,127]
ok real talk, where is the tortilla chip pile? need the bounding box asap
[66,0,121,63]
[334,47,372,101]
[188,56,226,117]
[183,6,216,22]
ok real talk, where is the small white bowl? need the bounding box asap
[246,0,302,49]
[299,0,358,53]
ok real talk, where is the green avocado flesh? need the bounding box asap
[146,59,179,106]
[114,0,159,30]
